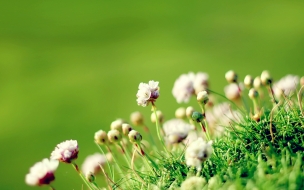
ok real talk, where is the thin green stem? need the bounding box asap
[72,163,95,190]
[95,142,113,179]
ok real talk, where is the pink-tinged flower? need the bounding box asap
[25,158,59,186]
[51,140,79,163]
[136,80,159,107]
[172,72,209,103]
[81,153,107,175]
[273,74,299,98]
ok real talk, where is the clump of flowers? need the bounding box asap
[163,118,192,144]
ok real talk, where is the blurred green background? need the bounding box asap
[0,0,304,189]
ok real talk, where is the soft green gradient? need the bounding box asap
[0,1,303,189]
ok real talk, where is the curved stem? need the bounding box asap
[95,142,113,179]
[72,163,95,190]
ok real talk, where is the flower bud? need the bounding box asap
[110,119,124,132]
[130,111,144,126]
[85,171,95,182]
[197,90,209,104]
[175,107,186,119]
[151,110,164,123]
[261,70,272,85]
[244,75,253,88]
[225,70,238,83]
[107,129,121,143]
[186,106,194,118]
[106,152,113,163]
[191,111,204,123]
[122,123,133,136]
[94,130,108,144]
[253,76,262,89]
[128,130,142,143]
[248,88,259,99]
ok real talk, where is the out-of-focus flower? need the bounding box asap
[244,75,253,89]
[261,70,272,85]
[110,119,124,132]
[128,130,142,143]
[197,90,209,104]
[224,83,242,101]
[180,176,206,190]
[130,111,144,126]
[50,140,79,163]
[273,75,299,98]
[81,153,107,175]
[163,119,192,144]
[175,107,186,119]
[151,110,164,124]
[25,158,59,186]
[253,76,262,89]
[185,138,212,171]
[248,88,259,99]
[122,123,133,136]
[172,72,209,103]
[136,80,159,107]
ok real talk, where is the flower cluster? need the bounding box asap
[172,72,209,103]
[136,80,159,107]
[163,118,193,144]
[50,140,79,163]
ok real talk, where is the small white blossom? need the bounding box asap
[225,70,238,83]
[163,119,192,144]
[273,74,299,98]
[136,80,159,107]
[25,158,59,186]
[193,72,209,94]
[50,140,79,163]
[81,153,107,175]
[185,138,213,170]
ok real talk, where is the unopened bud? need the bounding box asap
[130,111,144,126]
[94,130,108,144]
[151,110,164,123]
[253,76,262,89]
[122,123,133,136]
[261,70,272,85]
[107,129,121,143]
[244,75,253,89]
[225,70,238,83]
[175,107,186,119]
[110,119,124,132]
[85,171,95,182]
[106,152,113,163]
[191,111,204,123]
[186,106,194,118]
[128,130,142,143]
[197,90,209,104]
[248,88,259,99]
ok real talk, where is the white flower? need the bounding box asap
[25,158,59,186]
[172,72,209,103]
[136,80,159,107]
[81,153,107,175]
[185,138,212,170]
[180,176,206,190]
[50,140,79,163]
[163,119,192,144]
[273,75,299,98]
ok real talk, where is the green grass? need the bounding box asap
[1,0,304,189]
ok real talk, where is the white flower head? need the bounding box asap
[94,130,108,144]
[172,72,209,103]
[25,158,59,186]
[185,138,212,171]
[273,74,299,98]
[81,153,107,175]
[180,176,206,190]
[163,119,192,144]
[136,80,159,107]
[50,140,79,163]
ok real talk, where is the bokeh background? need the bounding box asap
[1,0,304,189]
